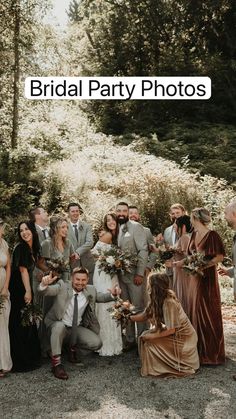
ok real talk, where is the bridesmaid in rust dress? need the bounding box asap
[175,208,225,365]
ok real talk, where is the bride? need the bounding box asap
[92,213,123,356]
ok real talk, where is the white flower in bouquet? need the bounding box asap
[106,256,115,265]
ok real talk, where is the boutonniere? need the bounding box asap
[122,225,128,235]
[79,224,84,231]
[124,231,131,237]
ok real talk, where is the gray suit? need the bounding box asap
[118,220,148,341]
[227,236,236,297]
[39,280,113,355]
[32,225,49,295]
[145,227,157,270]
[67,221,95,282]
[163,224,176,247]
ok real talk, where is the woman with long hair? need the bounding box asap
[92,212,123,356]
[174,207,225,365]
[130,273,199,377]
[9,221,42,372]
[102,211,119,244]
[0,219,12,377]
[41,215,76,282]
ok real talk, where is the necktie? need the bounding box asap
[42,229,47,239]
[73,224,79,241]
[70,293,78,347]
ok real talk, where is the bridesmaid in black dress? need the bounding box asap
[9,221,43,372]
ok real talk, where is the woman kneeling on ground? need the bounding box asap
[130,273,199,378]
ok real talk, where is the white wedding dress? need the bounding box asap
[92,241,123,356]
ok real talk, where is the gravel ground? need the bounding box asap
[1,307,236,419]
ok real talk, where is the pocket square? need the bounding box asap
[124,232,131,237]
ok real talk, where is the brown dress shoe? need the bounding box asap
[52,364,68,380]
[68,350,84,366]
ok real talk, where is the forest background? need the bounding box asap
[0,0,236,258]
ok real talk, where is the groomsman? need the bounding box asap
[67,202,95,283]
[39,268,120,380]
[116,202,148,351]
[29,206,49,295]
[128,206,157,274]
[156,203,185,286]
[29,206,49,243]
[161,203,186,247]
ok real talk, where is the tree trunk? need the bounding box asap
[11,0,20,149]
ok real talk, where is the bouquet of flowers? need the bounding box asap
[21,303,43,327]
[107,298,136,329]
[97,245,137,277]
[151,244,177,269]
[183,252,213,276]
[0,295,7,315]
[46,257,69,277]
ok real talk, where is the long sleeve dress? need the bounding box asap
[185,230,225,365]
[139,297,199,377]
[92,241,123,356]
[9,243,41,372]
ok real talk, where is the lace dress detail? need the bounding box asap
[92,241,122,356]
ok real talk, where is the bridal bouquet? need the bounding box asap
[97,245,137,277]
[183,252,213,276]
[107,298,135,329]
[0,295,7,315]
[21,303,43,327]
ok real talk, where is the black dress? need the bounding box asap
[9,243,41,372]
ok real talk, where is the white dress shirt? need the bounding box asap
[63,290,88,327]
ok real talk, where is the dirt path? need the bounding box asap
[1,306,236,419]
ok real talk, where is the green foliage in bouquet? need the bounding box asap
[21,303,43,327]
[107,298,136,329]
[97,245,138,277]
[183,253,213,277]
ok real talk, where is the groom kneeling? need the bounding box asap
[39,267,120,380]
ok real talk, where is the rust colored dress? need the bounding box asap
[186,230,225,365]
[139,298,199,377]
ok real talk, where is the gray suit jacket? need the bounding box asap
[118,220,148,277]
[39,280,113,333]
[163,225,176,246]
[67,221,95,275]
[145,227,158,270]
[35,225,49,245]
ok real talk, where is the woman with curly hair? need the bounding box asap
[130,273,199,377]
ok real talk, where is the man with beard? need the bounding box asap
[162,203,186,247]
[156,203,186,286]
[128,205,157,275]
[116,202,148,351]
